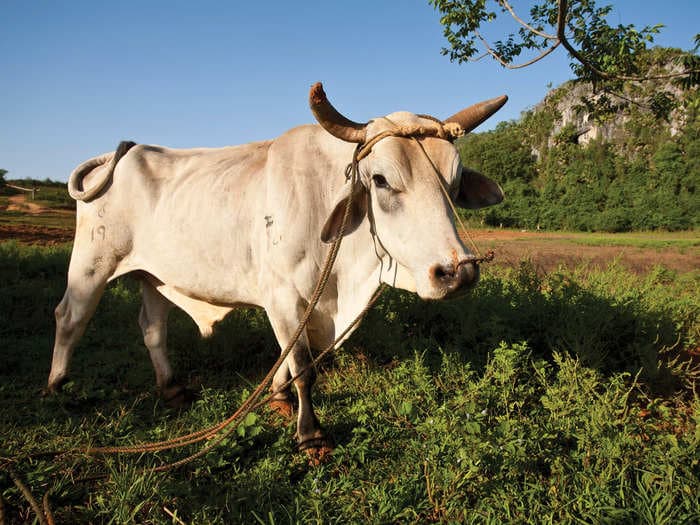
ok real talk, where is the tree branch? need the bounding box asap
[475,28,560,69]
[556,0,699,82]
[498,0,557,40]
[466,51,491,62]
[600,88,652,110]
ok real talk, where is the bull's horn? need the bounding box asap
[445,95,508,134]
[309,82,367,143]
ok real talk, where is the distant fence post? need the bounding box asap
[5,183,40,200]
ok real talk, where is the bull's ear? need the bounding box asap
[456,167,504,209]
[321,182,368,243]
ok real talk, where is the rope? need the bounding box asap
[82,144,365,461]
[1,465,50,525]
[354,122,463,163]
[42,491,56,525]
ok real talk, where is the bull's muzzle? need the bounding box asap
[429,259,480,298]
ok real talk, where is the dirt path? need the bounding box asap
[461,230,699,274]
[1,194,75,244]
[6,194,45,213]
[0,223,74,245]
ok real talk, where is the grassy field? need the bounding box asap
[0,236,698,524]
[536,231,700,251]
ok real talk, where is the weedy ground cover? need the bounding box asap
[0,240,698,523]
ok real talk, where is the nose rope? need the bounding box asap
[457,250,495,267]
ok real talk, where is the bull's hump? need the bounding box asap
[135,141,272,158]
[125,141,272,180]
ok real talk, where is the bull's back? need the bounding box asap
[95,141,273,304]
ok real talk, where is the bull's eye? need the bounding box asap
[372,174,390,189]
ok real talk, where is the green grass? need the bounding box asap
[0,241,698,523]
[548,231,700,251]
[484,229,700,251]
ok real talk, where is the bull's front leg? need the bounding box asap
[266,298,332,460]
[269,361,295,419]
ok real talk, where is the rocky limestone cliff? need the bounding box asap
[527,48,696,155]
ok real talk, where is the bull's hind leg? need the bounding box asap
[47,248,115,392]
[138,280,193,406]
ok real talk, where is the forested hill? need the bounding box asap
[459,47,699,232]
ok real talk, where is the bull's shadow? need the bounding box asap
[343,261,688,396]
[178,260,685,406]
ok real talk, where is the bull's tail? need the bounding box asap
[68,140,137,201]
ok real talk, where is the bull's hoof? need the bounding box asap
[41,386,56,397]
[161,384,198,408]
[42,385,57,397]
[43,376,68,396]
[269,398,295,419]
[298,436,334,465]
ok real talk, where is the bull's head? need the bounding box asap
[310,83,506,300]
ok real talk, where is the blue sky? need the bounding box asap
[2,1,698,182]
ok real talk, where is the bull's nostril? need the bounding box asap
[429,259,481,298]
[431,264,455,281]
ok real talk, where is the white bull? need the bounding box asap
[48,83,506,453]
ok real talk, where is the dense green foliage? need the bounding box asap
[2,177,66,189]
[1,241,698,523]
[459,72,699,232]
